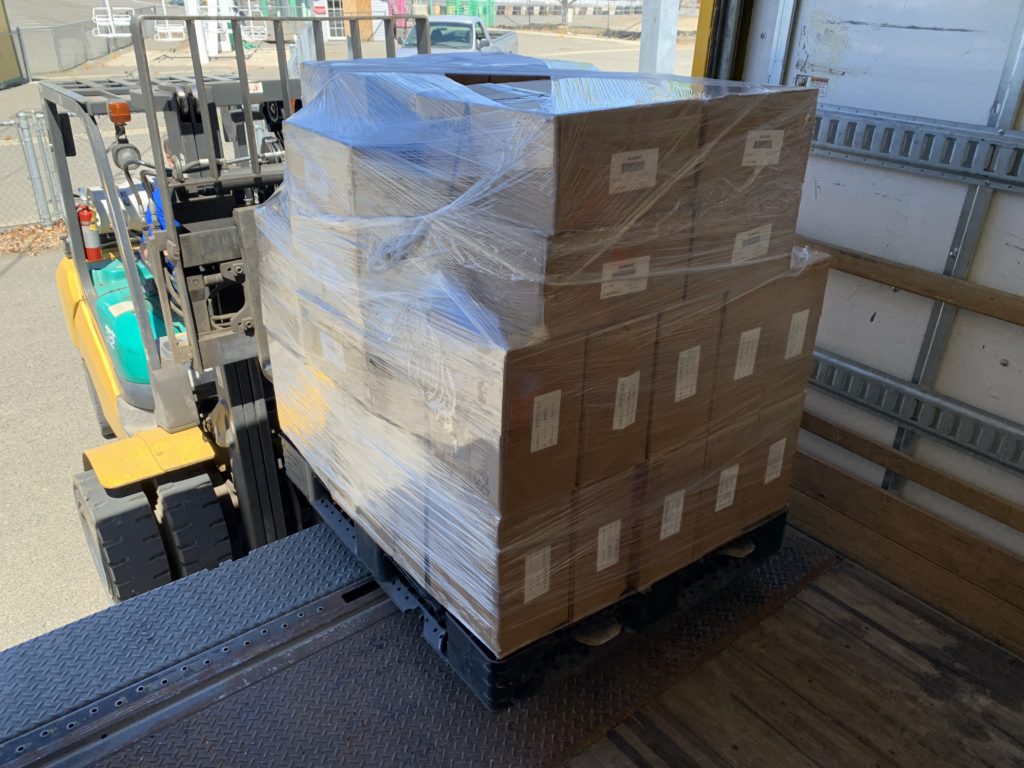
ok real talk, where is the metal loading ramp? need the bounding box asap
[0,527,837,768]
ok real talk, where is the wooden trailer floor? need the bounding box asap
[571,560,1024,768]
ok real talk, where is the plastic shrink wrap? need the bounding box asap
[256,53,826,658]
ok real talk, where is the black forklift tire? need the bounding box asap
[155,472,233,577]
[74,470,172,602]
[81,360,115,439]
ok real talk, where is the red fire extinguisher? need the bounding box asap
[77,205,102,262]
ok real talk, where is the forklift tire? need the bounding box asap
[81,361,115,439]
[74,470,172,603]
[155,473,233,578]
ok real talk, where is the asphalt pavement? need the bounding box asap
[0,249,111,652]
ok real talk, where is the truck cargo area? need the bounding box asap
[1,523,1020,767]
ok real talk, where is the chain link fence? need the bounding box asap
[0,111,155,232]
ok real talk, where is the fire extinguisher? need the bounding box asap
[77,205,102,262]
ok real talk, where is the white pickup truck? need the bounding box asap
[399,16,519,56]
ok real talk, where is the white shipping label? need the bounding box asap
[600,255,650,299]
[248,81,264,95]
[742,129,785,166]
[523,546,551,604]
[596,520,622,572]
[609,148,659,194]
[731,223,772,264]
[715,464,740,512]
[733,327,761,380]
[319,332,346,371]
[530,390,562,453]
[785,309,810,360]
[612,371,641,431]
[106,300,134,318]
[660,490,686,540]
[765,438,787,484]
[674,345,701,402]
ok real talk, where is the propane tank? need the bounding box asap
[77,205,102,262]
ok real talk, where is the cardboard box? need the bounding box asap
[694,412,760,558]
[761,263,830,404]
[571,469,637,620]
[753,393,805,515]
[648,301,721,457]
[708,284,772,433]
[577,317,658,485]
[635,436,707,588]
[430,332,586,513]
[424,491,573,658]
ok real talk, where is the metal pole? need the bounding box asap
[32,112,59,223]
[14,27,30,81]
[16,112,52,226]
[638,0,678,74]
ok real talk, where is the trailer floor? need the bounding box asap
[3,526,1021,767]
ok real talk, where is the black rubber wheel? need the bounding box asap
[81,360,115,439]
[155,472,233,577]
[74,470,172,602]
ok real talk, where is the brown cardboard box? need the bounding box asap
[694,412,761,558]
[425,492,573,658]
[699,88,817,214]
[761,263,829,404]
[708,285,772,433]
[635,436,707,588]
[571,469,637,620]
[430,332,586,514]
[753,393,805,515]
[648,301,722,457]
[578,317,658,485]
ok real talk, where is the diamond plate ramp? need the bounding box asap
[95,530,838,768]
[0,525,367,742]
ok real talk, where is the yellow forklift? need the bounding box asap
[50,14,432,601]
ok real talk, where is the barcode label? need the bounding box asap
[742,129,784,166]
[596,520,622,572]
[320,332,346,371]
[609,148,659,193]
[731,223,772,264]
[785,309,810,359]
[530,390,562,453]
[523,546,551,603]
[733,327,761,380]
[661,490,685,540]
[715,464,739,511]
[600,255,650,299]
[613,371,641,430]
[765,438,787,483]
[248,81,264,95]
[674,345,701,402]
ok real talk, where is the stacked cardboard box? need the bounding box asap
[257,55,823,658]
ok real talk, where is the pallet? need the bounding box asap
[283,440,788,709]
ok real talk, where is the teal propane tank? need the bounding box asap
[90,257,185,386]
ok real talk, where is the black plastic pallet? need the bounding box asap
[282,440,788,709]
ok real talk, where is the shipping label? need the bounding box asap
[733,327,761,380]
[609,148,659,194]
[320,331,346,371]
[785,309,810,360]
[660,490,686,540]
[731,223,772,264]
[523,546,551,604]
[600,255,650,299]
[742,129,785,166]
[674,345,701,402]
[715,464,739,511]
[765,438,787,484]
[612,371,641,431]
[596,520,622,572]
[530,389,562,453]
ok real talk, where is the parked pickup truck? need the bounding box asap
[399,16,518,56]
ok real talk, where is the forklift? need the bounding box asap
[51,13,432,602]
